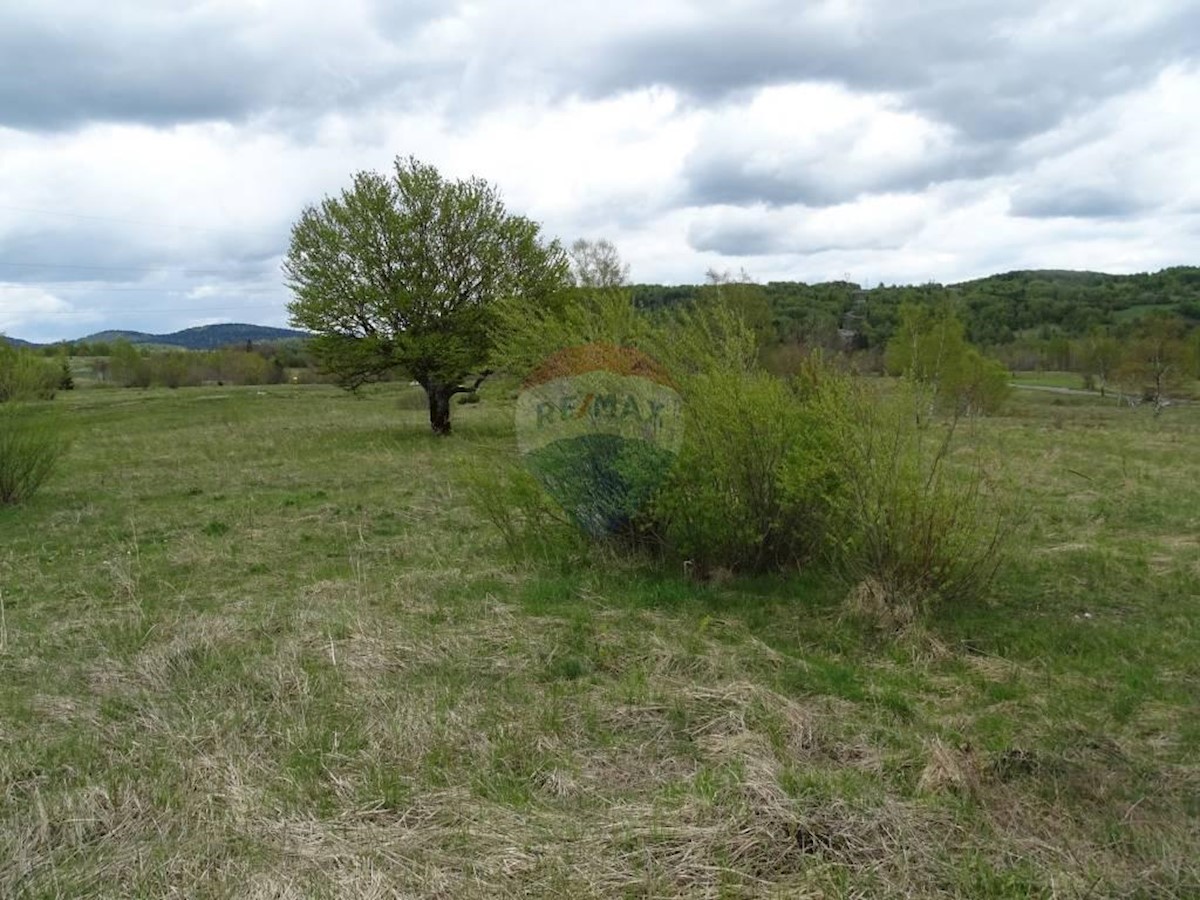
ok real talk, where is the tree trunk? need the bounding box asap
[426,383,453,435]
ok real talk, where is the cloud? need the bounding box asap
[570,1,1200,141]
[680,83,993,208]
[0,0,1197,339]
[1009,184,1147,219]
[0,285,81,338]
[0,0,445,132]
[687,194,930,256]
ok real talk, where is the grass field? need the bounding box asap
[1,383,1198,897]
[1011,370,1200,402]
[1010,371,1089,390]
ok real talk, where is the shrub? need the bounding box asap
[0,343,59,402]
[885,303,1010,416]
[0,407,68,505]
[463,456,585,562]
[485,289,1015,624]
[646,367,846,573]
[828,381,1017,627]
[109,340,152,388]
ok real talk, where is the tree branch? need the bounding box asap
[449,370,493,395]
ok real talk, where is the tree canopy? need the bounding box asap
[284,156,570,434]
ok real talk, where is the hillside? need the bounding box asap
[5,323,310,350]
[631,265,1200,348]
[8,266,1199,353]
[80,323,310,349]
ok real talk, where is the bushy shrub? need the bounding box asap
[463,456,585,562]
[484,289,1015,624]
[827,381,1017,626]
[646,368,846,572]
[0,343,59,402]
[0,407,68,505]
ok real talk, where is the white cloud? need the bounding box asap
[0,0,1197,337]
[0,285,82,337]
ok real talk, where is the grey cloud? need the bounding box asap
[7,0,1198,149]
[572,1,1200,212]
[687,219,786,256]
[1009,184,1149,219]
[686,215,905,257]
[576,2,1200,140]
[0,221,285,287]
[683,141,1004,208]
[0,3,447,131]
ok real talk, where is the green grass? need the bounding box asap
[1010,370,1089,390]
[0,382,1197,897]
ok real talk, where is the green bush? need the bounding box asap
[646,367,846,572]
[485,289,1014,623]
[0,343,59,402]
[0,407,68,505]
[463,456,585,562]
[885,303,1010,415]
[828,382,1016,627]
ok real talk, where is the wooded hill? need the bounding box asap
[633,266,1200,350]
[3,323,310,351]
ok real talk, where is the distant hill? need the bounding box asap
[5,323,310,350]
[632,265,1200,348]
[79,323,311,350]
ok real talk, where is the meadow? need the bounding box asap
[1,382,1197,898]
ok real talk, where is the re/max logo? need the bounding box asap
[535,392,671,428]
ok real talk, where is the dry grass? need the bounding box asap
[0,384,1197,896]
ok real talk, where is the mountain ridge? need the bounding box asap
[3,323,311,350]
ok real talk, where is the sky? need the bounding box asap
[1,0,1199,342]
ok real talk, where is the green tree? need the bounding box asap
[885,303,1008,416]
[1116,315,1191,414]
[1080,329,1121,397]
[109,340,151,388]
[284,156,570,435]
[57,355,74,391]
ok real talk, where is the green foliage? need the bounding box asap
[57,357,74,391]
[493,286,648,376]
[0,406,68,504]
[0,341,59,402]
[1116,314,1191,411]
[104,342,291,388]
[647,368,845,572]
[828,382,1017,627]
[634,267,1200,370]
[702,269,776,353]
[109,339,152,388]
[494,288,1013,615]
[463,457,584,562]
[886,304,1010,415]
[645,361,1014,615]
[1080,328,1122,396]
[285,155,570,434]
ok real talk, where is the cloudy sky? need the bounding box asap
[2,0,1199,342]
